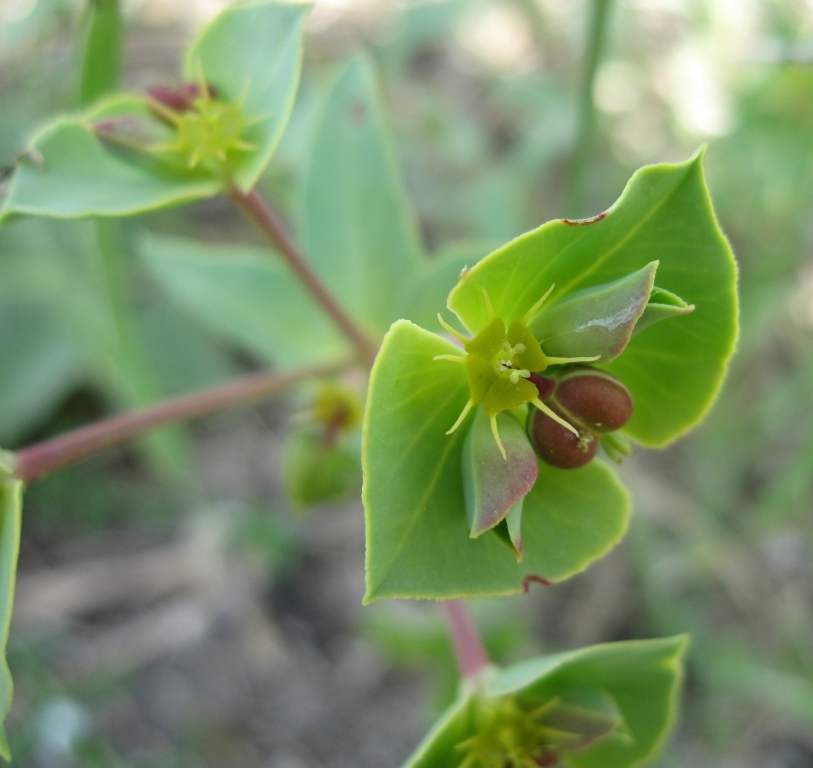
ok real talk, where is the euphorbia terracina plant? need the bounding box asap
[0,1,738,764]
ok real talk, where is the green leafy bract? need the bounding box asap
[363,152,737,600]
[447,151,738,448]
[0,471,22,761]
[363,321,630,602]
[531,261,657,362]
[403,636,688,768]
[0,97,220,222]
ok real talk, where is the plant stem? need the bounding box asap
[567,0,613,217]
[12,361,349,484]
[230,187,379,366]
[443,600,491,679]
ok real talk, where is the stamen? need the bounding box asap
[489,413,507,460]
[544,354,601,365]
[446,399,474,435]
[531,398,580,438]
[509,371,520,383]
[145,97,181,125]
[482,287,496,320]
[522,283,556,324]
[437,313,469,345]
[433,354,467,364]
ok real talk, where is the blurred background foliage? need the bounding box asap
[1,0,813,766]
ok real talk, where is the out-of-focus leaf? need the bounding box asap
[301,56,423,332]
[79,0,123,106]
[140,234,347,367]
[404,636,688,768]
[0,302,86,443]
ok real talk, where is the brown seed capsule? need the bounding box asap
[554,366,633,433]
[527,404,598,470]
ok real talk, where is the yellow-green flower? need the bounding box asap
[436,286,598,458]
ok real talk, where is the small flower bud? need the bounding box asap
[553,366,632,433]
[527,404,598,470]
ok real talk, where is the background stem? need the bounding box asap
[442,600,491,679]
[12,361,349,484]
[567,0,613,217]
[230,188,379,366]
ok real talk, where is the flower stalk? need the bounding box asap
[230,186,379,367]
[12,360,351,484]
[443,600,491,679]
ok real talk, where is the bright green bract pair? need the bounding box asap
[363,151,739,604]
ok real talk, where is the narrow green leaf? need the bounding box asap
[79,0,123,106]
[301,56,423,332]
[448,152,738,447]
[186,0,310,192]
[0,479,22,762]
[140,234,347,367]
[403,636,688,768]
[530,262,657,362]
[363,320,631,601]
[0,96,220,222]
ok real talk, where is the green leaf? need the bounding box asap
[0,96,220,222]
[79,0,123,106]
[140,234,348,367]
[530,262,657,362]
[0,478,22,762]
[185,0,310,192]
[363,320,631,602]
[462,409,537,538]
[301,56,424,332]
[403,636,688,768]
[448,151,738,448]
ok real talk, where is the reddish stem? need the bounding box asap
[442,600,491,679]
[13,361,348,484]
[230,187,378,367]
